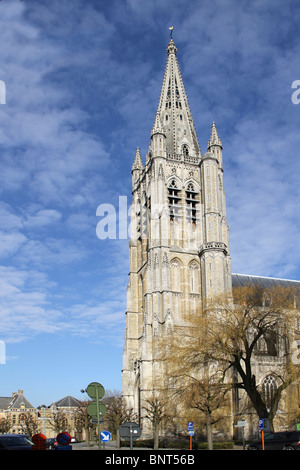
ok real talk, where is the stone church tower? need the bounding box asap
[122,37,232,427]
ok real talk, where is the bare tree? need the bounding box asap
[74,400,95,446]
[0,416,11,434]
[143,394,171,449]
[159,328,231,449]
[159,284,300,438]
[49,410,69,435]
[104,391,137,448]
[208,285,300,429]
[19,412,38,437]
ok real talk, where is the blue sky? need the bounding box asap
[0,0,300,407]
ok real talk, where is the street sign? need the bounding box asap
[87,401,107,418]
[31,433,47,450]
[234,420,247,450]
[119,422,141,440]
[189,431,194,436]
[90,418,104,424]
[234,420,246,428]
[56,432,72,446]
[259,419,264,431]
[259,419,265,450]
[101,431,112,442]
[86,382,105,400]
[85,381,106,451]
[119,422,141,450]
[187,421,193,430]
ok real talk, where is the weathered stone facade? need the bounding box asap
[121,37,300,439]
[122,38,232,432]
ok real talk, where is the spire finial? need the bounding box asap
[169,26,174,39]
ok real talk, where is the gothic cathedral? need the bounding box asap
[122,37,232,426]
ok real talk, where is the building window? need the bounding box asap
[262,375,277,409]
[186,182,198,224]
[171,259,181,292]
[189,261,199,293]
[168,179,181,221]
[182,144,189,156]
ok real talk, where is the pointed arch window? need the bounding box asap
[186,182,198,224]
[189,261,199,293]
[168,179,181,221]
[262,375,277,409]
[182,144,189,156]
[170,259,182,292]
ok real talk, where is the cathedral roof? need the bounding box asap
[153,37,201,158]
[232,273,300,290]
[232,273,300,308]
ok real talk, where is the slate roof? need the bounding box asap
[0,392,34,410]
[232,273,300,289]
[53,395,82,408]
[232,273,300,309]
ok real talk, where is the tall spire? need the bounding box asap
[152,35,201,158]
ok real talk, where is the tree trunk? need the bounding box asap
[154,425,159,450]
[206,413,213,450]
[116,432,121,448]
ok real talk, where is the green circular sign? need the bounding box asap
[86,382,105,400]
[87,401,107,419]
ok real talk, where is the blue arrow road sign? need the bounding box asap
[188,421,193,430]
[101,431,112,442]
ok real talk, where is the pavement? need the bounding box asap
[70,440,244,451]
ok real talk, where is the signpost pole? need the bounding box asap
[259,418,265,450]
[187,421,193,450]
[242,426,245,451]
[129,424,133,451]
[96,387,101,450]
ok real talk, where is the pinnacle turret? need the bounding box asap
[151,112,165,137]
[207,122,223,150]
[131,147,144,172]
[207,122,223,168]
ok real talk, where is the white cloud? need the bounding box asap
[0,266,61,342]
[24,209,62,228]
[0,231,27,258]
